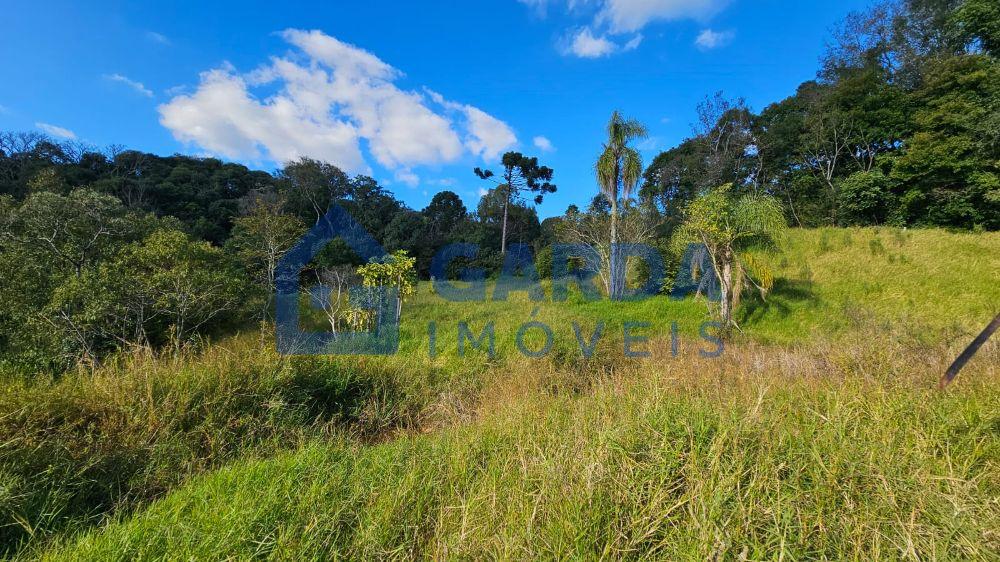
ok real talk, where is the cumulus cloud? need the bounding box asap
[598,0,728,33]
[695,28,734,50]
[36,122,76,139]
[532,0,728,56]
[159,29,517,175]
[533,135,555,152]
[104,73,154,97]
[457,104,518,160]
[394,168,420,187]
[424,88,517,160]
[566,28,616,57]
[563,28,641,58]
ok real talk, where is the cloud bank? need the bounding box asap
[526,0,730,57]
[159,30,517,179]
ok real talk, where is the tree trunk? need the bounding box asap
[719,248,733,330]
[501,192,509,256]
[609,196,621,300]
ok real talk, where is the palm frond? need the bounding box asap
[621,118,649,142]
[738,251,775,297]
[595,147,618,203]
[733,193,787,247]
[621,148,643,200]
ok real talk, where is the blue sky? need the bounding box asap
[1,0,871,217]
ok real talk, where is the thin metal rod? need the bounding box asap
[940,312,1000,389]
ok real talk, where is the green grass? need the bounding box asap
[742,227,1000,343]
[2,227,999,560]
[39,342,1000,560]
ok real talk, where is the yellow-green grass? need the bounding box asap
[3,227,998,559]
[39,335,1000,560]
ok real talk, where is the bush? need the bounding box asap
[838,171,898,226]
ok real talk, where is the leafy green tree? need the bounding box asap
[956,0,1000,56]
[422,191,468,242]
[4,188,142,277]
[276,158,351,226]
[474,152,555,255]
[596,111,648,299]
[839,171,899,225]
[26,167,70,195]
[49,229,248,358]
[673,185,787,332]
[226,191,306,300]
[474,186,541,256]
[890,55,1000,228]
[640,138,706,228]
[356,250,417,322]
[130,230,247,351]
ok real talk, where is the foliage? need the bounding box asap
[356,250,418,323]
[47,229,249,358]
[596,111,649,299]
[673,185,787,331]
[838,170,899,225]
[474,152,556,255]
[225,191,306,318]
[642,0,1000,231]
[0,228,997,558]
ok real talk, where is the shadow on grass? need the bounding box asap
[738,278,819,327]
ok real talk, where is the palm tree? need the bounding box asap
[595,111,648,299]
[672,184,787,332]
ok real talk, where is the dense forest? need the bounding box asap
[1,0,997,371]
[643,0,1000,230]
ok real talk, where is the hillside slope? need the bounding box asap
[11,228,1000,560]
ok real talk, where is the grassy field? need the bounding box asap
[2,227,998,560]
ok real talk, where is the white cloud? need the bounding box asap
[533,135,555,152]
[423,88,517,160]
[598,0,728,33]
[695,28,734,50]
[36,122,76,139]
[565,28,618,57]
[146,31,171,45]
[159,67,366,172]
[536,0,728,56]
[563,27,643,57]
[623,33,644,50]
[395,168,420,187]
[0,104,9,115]
[460,105,518,160]
[159,29,516,176]
[478,188,490,197]
[105,73,154,97]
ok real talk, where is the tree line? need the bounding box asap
[641,0,999,231]
[1,0,996,369]
[0,137,549,370]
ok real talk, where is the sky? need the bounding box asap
[0,0,872,218]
